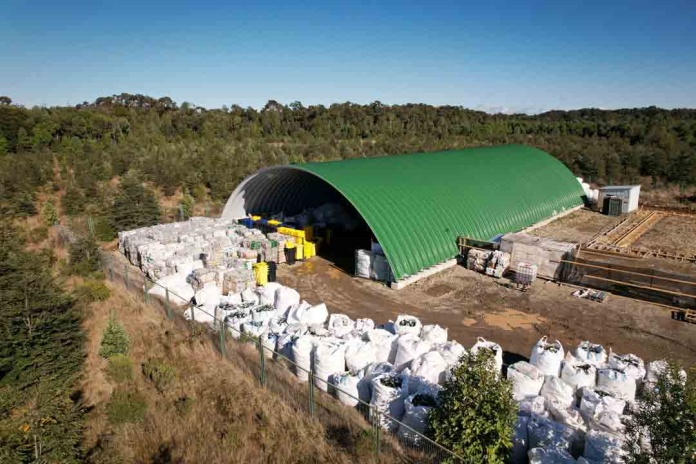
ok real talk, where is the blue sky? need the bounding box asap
[2,0,695,112]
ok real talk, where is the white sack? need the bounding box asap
[518,396,548,418]
[561,354,597,391]
[608,352,646,386]
[527,415,582,455]
[285,300,311,325]
[573,341,608,367]
[225,310,251,339]
[530,337,564,377]
[241,288,259,305]
[333,371,361,407]
[527,447,576,464]
[583,430,624,463]
[360,362,394,403]
[274,286,300,316]
[508,361,545,401]
[420,324,447,344]
[328,314,354,338]
[303,303,329,326]
[256,282,281,305]
[540,376,576,409]
[471,337,504,374]
[579,388,626,422]
[433,341,466,367]
[365,329,398,364]
[241,320,267,339]
[597,368,637,402]
[370,372,410,432]
[409,351,448,392]
[397,393,435,443]
[268,315,288,335]
[345,340,377,374]
[251,305,276,323]
[353,318,375,335]
[292,336,314,382]
[588,409,624,434]
[355,249,372,278]
[313,339,346,392]
[644,359,687,385]
[394,315,422,336]
[194,284,223,307]
[394,334,431,372]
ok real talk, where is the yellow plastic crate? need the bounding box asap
[303,241,316,259]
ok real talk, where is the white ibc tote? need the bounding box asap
[530,337,564,376]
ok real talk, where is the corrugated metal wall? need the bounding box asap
[222,145,585,280]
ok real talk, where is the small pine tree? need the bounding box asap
[180,188,194,220]
[42,200,58,226]
[68,235,102,276]
[99,314,130,358]
[623,362,696,464]
[110,173,161,232]
[427,351,517,463]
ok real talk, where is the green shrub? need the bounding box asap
[75,279,111,302]
[142,359,176,393]
[174,396,194,416]
[99,314,130,358]
[106,355,133,383]
[427,350,517,463]
[68,235,102,276]
[41,200,58,226]
[106,389,147,425]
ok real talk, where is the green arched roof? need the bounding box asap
[223,145,584,280]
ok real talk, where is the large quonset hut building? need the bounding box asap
[222,145,584,285]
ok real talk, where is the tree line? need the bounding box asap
[1,94,695,226]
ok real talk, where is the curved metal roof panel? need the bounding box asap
[223,145,584,280]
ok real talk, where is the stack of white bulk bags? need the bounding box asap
[507,361,545,401]
[530,337,564,376]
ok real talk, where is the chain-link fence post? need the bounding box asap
[308,369,315,418]
[258,341,266,387]
[189,303,196,327]
[165,288,172,319]
[219,324,227,359]
[124,263,129,289]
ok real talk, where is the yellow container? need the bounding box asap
[295,243,304,260]
[303,226,314,241]
[285,241,296,249]
[268,219,281,226]
[253,262,268,286]
[303,241,316,259]
[251,215,261,221]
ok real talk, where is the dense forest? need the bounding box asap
[1,93,695,227]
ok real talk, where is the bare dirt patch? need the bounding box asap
[529,209,619,244]
[634,215,696,257]
[278,257,696,367]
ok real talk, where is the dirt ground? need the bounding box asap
[529,209,619,244]
[634,215,696,257]
[278,257,696,367]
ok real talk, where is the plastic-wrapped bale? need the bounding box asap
[540,376,576,409]
[397,392,438,444]
[333,371,362,407]
[355,249,372,279]
[485,250,511,278]
[274,286,300,316]
[466,248,491,273]
[345,340,377,374]
[583,430,624,463]
[511,416,530,464]
[189,267,219,291]
[364,329,398,364]
[328,314,354,338]
[394,315,422,337]
[420,324,447,344]
[291,336,314,382]
[508,361,545,401]
[394,334,431,372]
[578,388,626,422]
[409,351,448,392]
[518,396,548,418]
[530,337,565,377]
[527,447,576,464]
[470,337,504,375]
[370,372,410,432]
[561,354,598,391]
[607,352,646,387]
[313,340,347,393]
[432,340,467,367]
[596,368,637,403]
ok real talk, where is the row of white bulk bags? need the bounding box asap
[530,337,564,376]
[508,362,545,401]
[420,324,447,344]
[394,334,431,372]
[394,315,422,336]
[370,372,410,432]
[561,354,597,390]
[328,314,354,338]
[345,340,377,374]
[527,447,576,464]
[471,337,504,375]
[397,393,437,444]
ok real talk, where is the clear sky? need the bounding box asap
[2,0,695,113]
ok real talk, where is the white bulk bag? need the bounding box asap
[579,388,626,422]
[507,361,545,401]
[291,336,314,382]
[547,400,587,444]
[241,320,267,339]
[260,331,277,358]
[597,368,637,402]
[420,324,447,344]
[313,339,346,392]
[353,318,375,335]
[365,329,398,364]
[274,286,300,316]
[644,359,687,385]
[527,415,574,453]
[360,362,394,403]
[397,393,436,443]
[608,352,646,385]
[511,416,530,464]
[573,341,608,367]
[345,340,377,374]
[328,314,354,338]
[219,292,243,306]
[150,272,195,305]
[518,396,548,418]
[303,303,329,326]
[527,447,576,464]
[333,371,362,407]
[584,430,624,463]
[251,304,276,323]
[409,351,448,392]
[241,288,259,305]
[285,300,311,325]
[394,315,422,336]
[433,341,467,367]
[256,282,281,305]
[589,409,624,434]
[394,334,431,372]
[540,376,575,409]
[184,305,216,325]
[355,249,372,278]
[276,332,298,360]
[530,337,564,377]
[561,354,597,391]
[225,310,251,339]
[370,373,410,432]
[471,337,504,374]
[268,315,288,335]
